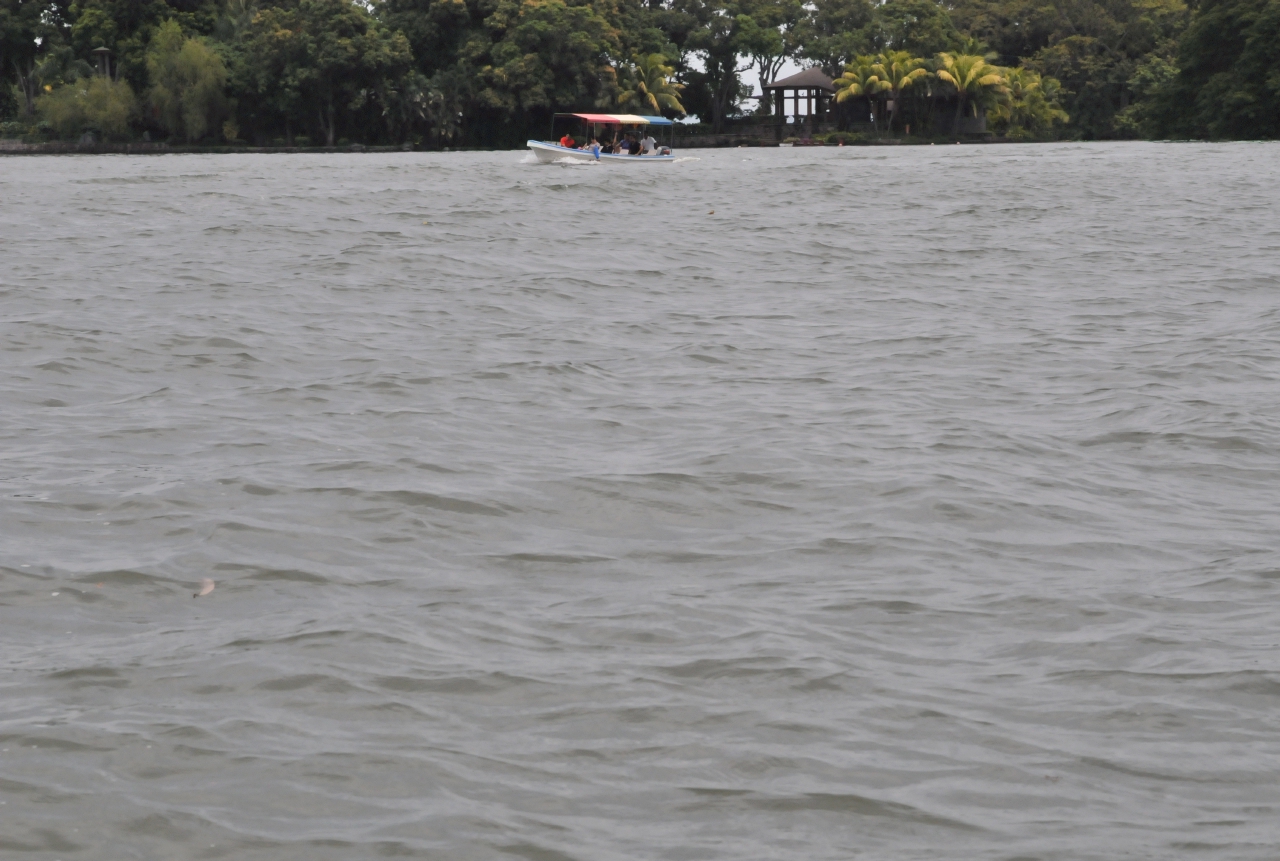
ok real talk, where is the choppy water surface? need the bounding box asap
[3,143,1280,860]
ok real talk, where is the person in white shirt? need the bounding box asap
[640,134,657,154]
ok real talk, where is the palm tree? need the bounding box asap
[617,53,685,115]
[1039,75,1069,119]
[870,50,929,133]
[957,37,999,63]
[934,52,1008,136]
[990,67,1069,138]
[833,55,888,132]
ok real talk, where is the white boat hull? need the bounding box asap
[527,140,675,164]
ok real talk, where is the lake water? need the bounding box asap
[2,143,1279,860]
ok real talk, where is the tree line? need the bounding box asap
[811,49,1066,139]
[1,0,1276,146]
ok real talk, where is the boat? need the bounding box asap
[527,113,677,164]
[527,140,676,163]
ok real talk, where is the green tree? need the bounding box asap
[797,0,874,75]
[236,0,412,146]
[232,4,303,143]
[934,50,1007,133]
[475,0,619,118]
[873,0,960,57]
[677,0,750,131]
[3,0,71,117]
[833,54,888,129]
[311,0,412,145]
[374,68,463,145]
[870,49,929,130]
[28,42,95,107]
[1113,51,1176,136]
[618,52,684,114]
[68,0,217,96]
[380,0,677,138]
[1155,0,1280,138]
[987,65,1067,137]
[36,72,137,137]
[378,0,487,81]
[147,19,228,141]
[734,0,803,85]
[27,0,1279,146]
[948,0,1186,138]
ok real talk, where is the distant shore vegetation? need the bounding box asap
[1,0,1276,148]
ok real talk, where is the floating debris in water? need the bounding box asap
[194,579,215,598]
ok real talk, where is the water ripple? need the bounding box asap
[2,143,1279,859]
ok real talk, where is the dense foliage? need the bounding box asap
[0,0,1275,144]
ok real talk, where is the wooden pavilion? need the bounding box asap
[761,68,836,139]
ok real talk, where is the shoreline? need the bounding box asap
[0,141,417,156]
[0,137,1034,156]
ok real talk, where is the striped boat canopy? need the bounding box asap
[563,113,673,125]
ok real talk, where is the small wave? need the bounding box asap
[6,144,1280,861]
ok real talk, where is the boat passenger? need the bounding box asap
[588,137,601,159]
[640,133,656,154]
[559,133,576,148]
[627,134,641,155]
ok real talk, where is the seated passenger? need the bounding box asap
[627,135,641,155]
[559,133,576,148]
[640,133,656,154]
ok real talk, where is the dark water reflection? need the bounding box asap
[2,143,1279,859]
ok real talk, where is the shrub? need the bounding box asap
[36,77,138,140]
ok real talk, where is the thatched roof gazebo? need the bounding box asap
[761,68,835,138]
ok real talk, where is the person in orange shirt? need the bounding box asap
[559,132,577,148]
